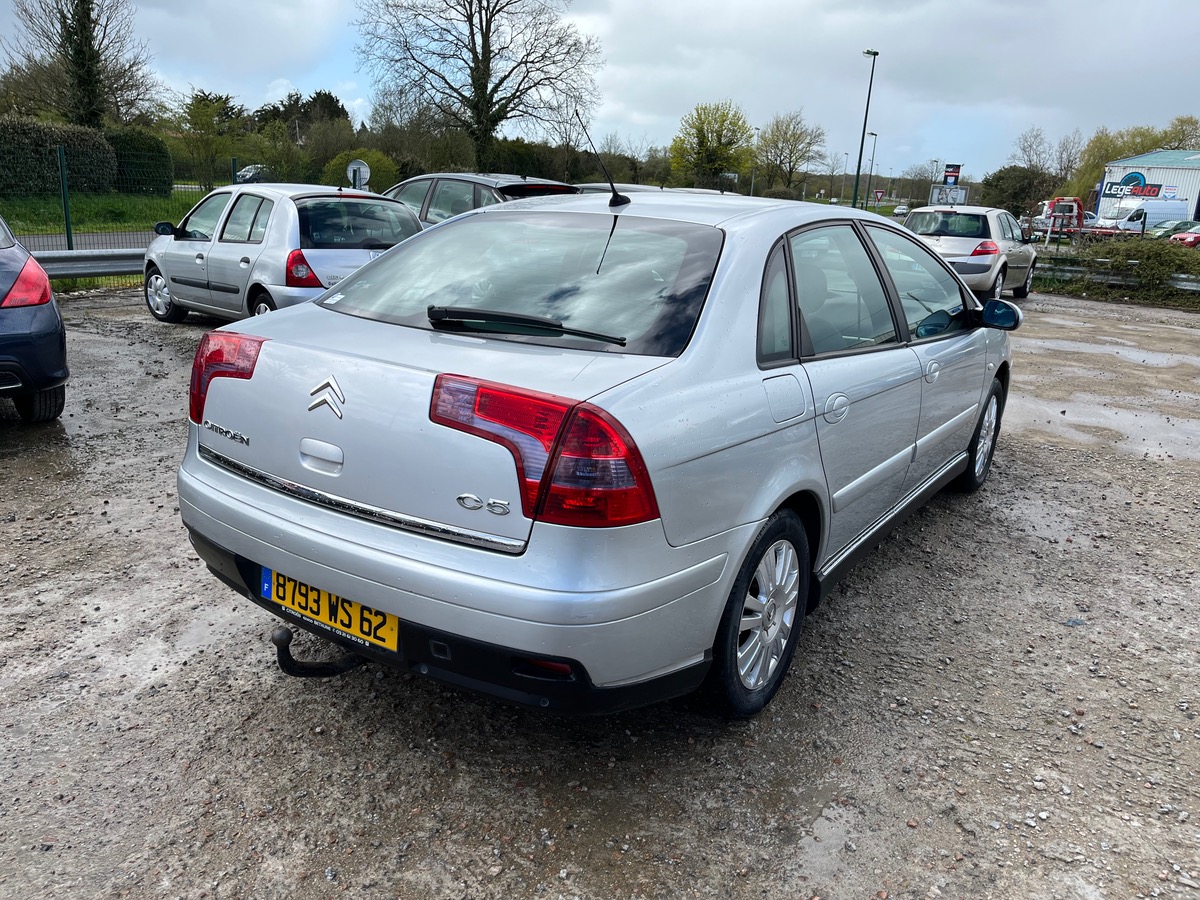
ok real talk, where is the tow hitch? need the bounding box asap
[270,626,366,678]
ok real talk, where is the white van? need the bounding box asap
[1096,198,1191,232]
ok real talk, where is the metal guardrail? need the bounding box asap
[1036,262,1200,293]
[33,248,144,279]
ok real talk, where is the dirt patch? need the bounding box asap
[1,290,1197,898]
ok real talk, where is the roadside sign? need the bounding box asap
[346,159,371,190]
[873,190,885,202]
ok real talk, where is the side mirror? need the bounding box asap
[153,221,177,237]
[981,298,1023,331]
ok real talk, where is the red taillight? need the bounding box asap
[430,374,659,528]
[1,256,52,308]
[970,241,1000,257]
[285,249,323,288]
[189,332,267,423]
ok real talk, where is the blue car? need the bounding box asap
[0,214,68,423]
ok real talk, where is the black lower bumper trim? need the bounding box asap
[187,528,710,715]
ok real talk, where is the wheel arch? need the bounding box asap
[776,489,824,612]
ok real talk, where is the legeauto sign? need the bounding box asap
[1102,172,1164,199]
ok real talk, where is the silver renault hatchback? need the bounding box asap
[144,184,422,322]
[178,192,1021,717]
[902,205,1037,301]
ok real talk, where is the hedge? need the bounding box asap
[104,127,174,196]
[0,117,117,197]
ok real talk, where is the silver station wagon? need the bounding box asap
[178,191,1021,717]
[144,184,422,322]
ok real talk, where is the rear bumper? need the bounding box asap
[264,284,323,309]
[0,302,69,394]
[177,437,749,711]
[188,527,712,714]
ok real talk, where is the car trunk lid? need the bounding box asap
[194,305,668,549]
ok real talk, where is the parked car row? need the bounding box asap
[1169,224,1200,248]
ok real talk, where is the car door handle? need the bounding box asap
[240,257,251,266]
[925,360,941,384]
[195,254,204,263]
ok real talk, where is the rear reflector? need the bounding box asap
[189,332,267,423]
[0,257,52,308]
[430,374,659,528]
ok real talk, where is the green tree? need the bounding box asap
[357,0,602,171]
[178,90,247,191]
[978,165,1046,215]
[304,118,357,179]
[756,110,825,192]
[0,0,161,123]
[58,0,103,128]
[669,101,754,190]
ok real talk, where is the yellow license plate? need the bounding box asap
[261,569,400,652]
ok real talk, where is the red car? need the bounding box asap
[1168,225,1200,248]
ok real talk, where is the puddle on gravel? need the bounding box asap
[1008,312,1200,460]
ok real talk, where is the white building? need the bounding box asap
[1096,150,1200,220]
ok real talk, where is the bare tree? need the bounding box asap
[1009,126,1053,173]
[0,0,162,124]
[756,110,825,191]
[1052,128,1084,182]
[356,0,602,171]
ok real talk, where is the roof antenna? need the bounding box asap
[575,109,629,208]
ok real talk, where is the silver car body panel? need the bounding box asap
[178,192,1017,694]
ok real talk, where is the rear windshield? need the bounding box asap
[318,210,724,357]
[497,183,581,200]
[905,211,990,239]
[297,198,420,250]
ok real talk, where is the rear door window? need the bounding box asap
[789,225,897,356]
[220,194,264,242]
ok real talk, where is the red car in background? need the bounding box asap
[1168,225,1200,248]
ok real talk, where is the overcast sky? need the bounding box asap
[3,0,1194,182]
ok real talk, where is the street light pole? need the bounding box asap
[865,131,878,209]
[851,48,879,209]
[750,127,760,196]
[840,151,848,202]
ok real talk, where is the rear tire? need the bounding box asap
[705,510,809,718]
[13,384,66,423]
[144,266,188,323]
[1013,262,1034,299]
[988,267,1006,301]
[955,379,1005,492]
[250,290,277,317]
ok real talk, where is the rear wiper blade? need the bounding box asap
[427,305,626,346]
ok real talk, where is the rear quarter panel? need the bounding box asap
[593,229,829,553]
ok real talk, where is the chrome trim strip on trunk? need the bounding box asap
[198,444,526,555]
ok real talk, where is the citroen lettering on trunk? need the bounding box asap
[202,420,251,446]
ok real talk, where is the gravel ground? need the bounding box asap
[1,289,1197,899]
